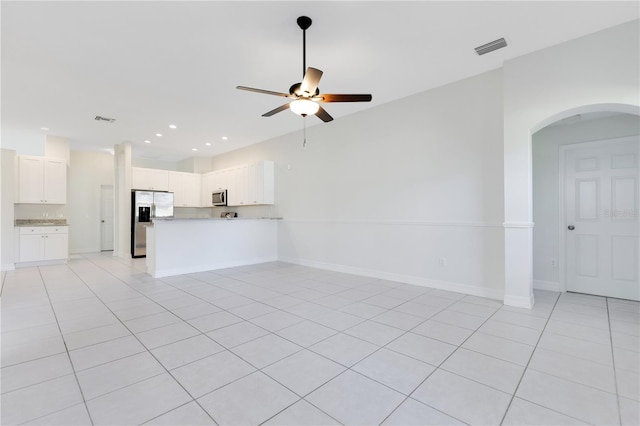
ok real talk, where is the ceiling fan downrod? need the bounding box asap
[297,16,312,79]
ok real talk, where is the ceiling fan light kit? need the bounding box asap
[236,16,372,123]
[290,99,319,116]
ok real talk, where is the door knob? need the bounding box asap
[568,225,575,230]
[101,220,105,223]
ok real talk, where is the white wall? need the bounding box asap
[114,142,132,257]
[45,135,70,166]
[211,69,507,299]
[532,114,640,290]
[132,158,177,171]
[68,151,114,253]
[502,19,639,307]
[1,150,16,270]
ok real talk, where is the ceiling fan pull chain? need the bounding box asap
[303,118,307,147]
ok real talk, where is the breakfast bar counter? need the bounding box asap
[146,218,279,278]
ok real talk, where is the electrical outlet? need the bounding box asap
[550,259,557,268]
[439,257,447,267]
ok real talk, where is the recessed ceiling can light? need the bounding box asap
[156,133,163,137]
[169,124,177,129]
[192,148,198,151]
[40,127,49,131]
[221,136,228,140]
[205,142,212,146]
[144,140,151,144]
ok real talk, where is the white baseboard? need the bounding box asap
[533,280,562,292]
[279,256,504,301]
[14,259,67,269]
[503,293,535,309]
[69,248,99,255]
[152,256,278,278]
[1,263,15,271]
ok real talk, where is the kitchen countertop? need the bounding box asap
[15,219,68,227]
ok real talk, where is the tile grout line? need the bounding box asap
[85,257,356,424]
[11,256,633,425]
[33,266,96,426]
[497,291,564,426]
[61,257,221,426]
[606,297,624,426]
[156,271,432,424]
[377,294,507,426]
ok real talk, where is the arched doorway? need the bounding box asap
[532,107,639,301]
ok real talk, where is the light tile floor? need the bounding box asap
[1,253,639,425]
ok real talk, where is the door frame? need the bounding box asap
[558,136,639,294]
[100,184,115,252]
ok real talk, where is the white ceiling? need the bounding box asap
[2,1,638,162]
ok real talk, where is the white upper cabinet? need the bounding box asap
[201,172,216,207]
[169,171,201,207]
[227,165,248,206]
[248,160,275,205]
[16,155,67,204]
[132,167,169,191]
[145,160,275,208]
[227,161,274,206]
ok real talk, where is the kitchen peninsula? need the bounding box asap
[146,217,279,278]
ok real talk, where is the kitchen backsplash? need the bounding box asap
[173,205,277,219]
[15,204,67,220]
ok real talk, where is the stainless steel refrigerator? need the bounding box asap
[131,190,174,258]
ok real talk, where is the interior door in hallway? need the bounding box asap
[100,185,114,251]
[564,137,639,301]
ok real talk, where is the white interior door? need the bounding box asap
[100,185,114,251]
[564,137,639,301]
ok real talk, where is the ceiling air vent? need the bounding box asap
[94,115,116,123]
[475,38,508,56]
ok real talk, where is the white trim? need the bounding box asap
[533,279,562,292]
[152,256,278,278]
[503,293,535,309]
[1,263,15,271]
[70,247,100,255]
[502,222,535,229]
[283,219,503,228]
[15,259,67,269]
[279,256,504,301]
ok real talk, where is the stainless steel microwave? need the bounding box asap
[212,190,227,206]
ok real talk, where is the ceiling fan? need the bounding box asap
[236,16,372,123]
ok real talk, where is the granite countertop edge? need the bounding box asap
[15,219,68,227]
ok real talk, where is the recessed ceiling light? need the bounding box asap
[221,136,228,140]
[169,124,177,129]
[156,133,163,137]
[40,127,49,131]
[192,148,198,151]
[205,143,212,146]
[144,140,151,144]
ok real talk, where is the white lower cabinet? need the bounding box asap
[17,226,68,263]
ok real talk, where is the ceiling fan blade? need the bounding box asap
[315,106,333,122]
[318,94,372,103]
[300,67,323,95]
[262,103,291,117]
[237,86,292,98]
